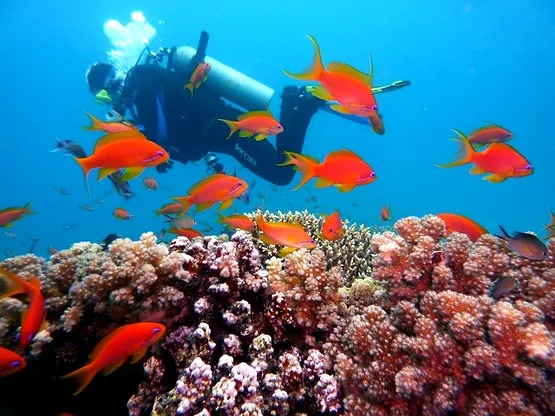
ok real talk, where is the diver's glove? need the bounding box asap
[156,160,174,173]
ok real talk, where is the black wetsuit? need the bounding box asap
[114,63,320,185]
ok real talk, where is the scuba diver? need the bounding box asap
[85,31,410,186]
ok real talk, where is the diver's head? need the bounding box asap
[86,62,122,105]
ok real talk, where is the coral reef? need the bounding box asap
[0,214,553,416]
[247,210,378,282]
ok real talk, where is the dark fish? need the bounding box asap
[55,186,69,195]
[108,170,133,199]
[101,233,122,251]
[496,225,547,260]
[51,138,87,158]
[78,204,95,212]
[489,276,516,299]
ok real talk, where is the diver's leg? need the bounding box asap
[276,86,322,154]
[204,105,292,185]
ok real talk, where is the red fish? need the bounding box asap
[155,202,183,216]
[436,132,533,183]
[380,205,391,222]
[113,208,132,220]
[454,123,513,148]
[278,149,376,192]
[143,177,159,191]
[218,110,283,141]
[0,267,46,349]
[284,35,382,134]
[75,130,169,195]
[184,62,211,97]
[0,347,26,377]
[256,214,316,256]
[172,174,248,215]
[59,322,166,395]
[82,112,136,134]
[436,213,488,242]
[321,211,344,241]
[217,213,256,232]
[0,203,34,228]
[168,227,203,239]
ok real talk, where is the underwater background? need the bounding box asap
[1,0,554,255]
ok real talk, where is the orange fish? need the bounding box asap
[155,202,183,216]
[82,112,136,134]
[436,131,533,183]
[143,177,159,191]
[58,322,166,395]
[436,213,488,242]
[0,202,34,228]
[321,211,344,241]
[0,347,26,377]
[113,208,132,220]
[218,110,283,141]
[0,267,46,349]
[284,35,382,134]
[256,214,316,256]
[184,62,211,97]
[380,205,391,222]
[172,174,248,215]
[455,123,513,148]
[278,149,376,192]
[168,227,203,239]
[75,130,169,195]
[217,213,256,232]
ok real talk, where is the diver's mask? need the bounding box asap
[95,89,112,105]
[94,67,119,105]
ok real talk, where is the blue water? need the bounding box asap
[1,0,553,257]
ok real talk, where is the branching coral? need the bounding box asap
[0,214,553,416]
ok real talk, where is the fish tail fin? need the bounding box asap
[82,112,103,131]
[50,137,64,153]
[172,196,192,216]
[57,364,98,396]
[74,157,92,198]
[283,34,325,81]
[496,225,510,240]
[22,201,37,216]
[435,129,475,168]
[0,267,28,300]
[217,119,238,139]
[277,151,317,191]
[184,82,194,97]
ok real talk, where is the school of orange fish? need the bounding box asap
[1,34,553,390]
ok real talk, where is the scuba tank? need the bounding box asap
[173,34,275,111]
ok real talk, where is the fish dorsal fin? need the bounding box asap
[94,130,144,152]
[325,149,359,162]
[188,174,222,195]
[327,62,370,85]
[237,110,274,120]
[90,327,126,360]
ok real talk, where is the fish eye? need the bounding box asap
[152,327,161,334]
[156,150,164,156]
[525,164,532,170]
[237,182,243,186]
[10,360,21,368]
[371,105,378,111]
[370,172,376,177]
[328,227,333,232]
